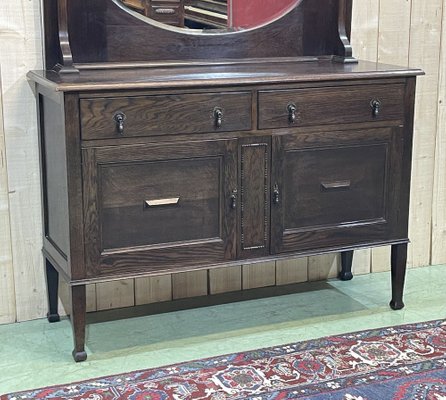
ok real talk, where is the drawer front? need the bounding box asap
[80,92,252,140]
[83,139,237,277]
[258,84,405,129]
[271,127,404,253]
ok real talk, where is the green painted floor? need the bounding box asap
[1,264,445,395]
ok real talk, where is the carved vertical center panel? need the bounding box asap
[240,142,269,254]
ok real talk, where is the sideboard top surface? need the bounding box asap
[28,60,423,92]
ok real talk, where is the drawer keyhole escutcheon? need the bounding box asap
[230,189,238,209]
[114,112,126,135]
[287,103,297,124]
[273,184,280,205]
[214,107,223,128]
[370,99,381,117]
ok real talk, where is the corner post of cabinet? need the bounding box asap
[64,92,86,281]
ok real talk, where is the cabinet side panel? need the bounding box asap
[40,94,69,266]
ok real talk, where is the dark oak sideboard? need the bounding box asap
[29,61,421,362]
[30,0,423,361]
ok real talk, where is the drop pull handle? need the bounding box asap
[273,184,280,205]
[114,112,126,135]
[230,189,237,210]
[370,99,381,117]
[287,103,297,124]
[214,107,223,128]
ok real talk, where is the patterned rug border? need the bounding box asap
[2,318,445,398]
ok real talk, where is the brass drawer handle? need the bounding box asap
[287,103,297,124]
[370,99,381,117]
[145,197,180,207]
[321,180,351,191]
[114,112,126,135]
[214,107,223,128]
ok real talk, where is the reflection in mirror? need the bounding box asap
[119,0,300,32]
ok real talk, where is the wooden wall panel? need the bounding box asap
[0,73,16,324]
[368,0,412,273]
[308,254,339,281]
[242,262,276,289]
[0,0,47,322]
[172,271,208,299]
[96,279,135,311]
[276,258,308,286]
[209,267,242,294]
[135,275,172,305]
[408,0,444,267]
[0,0,445,324]
[432,0,446,265]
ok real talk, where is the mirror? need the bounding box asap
[118,0,301,33]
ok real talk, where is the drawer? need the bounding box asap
[258,84,405,130]
[80,92,252,140]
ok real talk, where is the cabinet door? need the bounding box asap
[271,127,404,254]
[83,139,237,278]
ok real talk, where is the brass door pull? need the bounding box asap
[114,112,126,135]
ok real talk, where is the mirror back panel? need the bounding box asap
[43,0,351,69]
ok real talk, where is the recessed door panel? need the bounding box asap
[284,144,388,229]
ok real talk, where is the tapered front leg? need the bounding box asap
[390,243,408,310]
[70,285,87,362]
[339,250,354,281]
[45,259,60,323]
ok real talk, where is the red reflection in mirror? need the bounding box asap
[119,0,301,31]
[229,0,300,29]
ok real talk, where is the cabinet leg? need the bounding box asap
[70,285,87,362]
[390,243,407,310]
[339,250,354,281]
[45,259,60,323]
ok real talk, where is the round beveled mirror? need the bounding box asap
[116,0,302,33]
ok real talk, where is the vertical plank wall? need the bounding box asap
[0,71,16,324]
[0,0,445,323]
[0,0,47,322]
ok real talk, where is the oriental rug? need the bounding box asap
[2,320,446,400]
